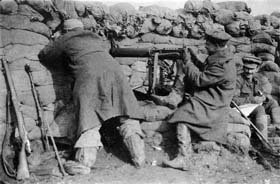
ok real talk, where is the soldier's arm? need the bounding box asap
[38,38,64,69]
[183,61,225,88]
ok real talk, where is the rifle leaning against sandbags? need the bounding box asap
[2,59,31,180]
[24,64,67,177]
[24,64,50,151]
[110,46,185,95]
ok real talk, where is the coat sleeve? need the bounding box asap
[38,38,64,69]
[183,61,226,88]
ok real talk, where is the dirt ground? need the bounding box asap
[2,135,280,184]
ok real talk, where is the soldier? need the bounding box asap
[163,30,237,170]
[38,19,145,174]
[232,55,279,140]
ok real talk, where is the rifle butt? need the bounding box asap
[16,143,30,180]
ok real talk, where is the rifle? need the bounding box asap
[2,59,31,180]
[24,64,67,177]
[24,65,50,151]
[110,47,185,94]
[231,101,280,156]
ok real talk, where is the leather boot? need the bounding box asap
[123,134,145,168]
[255,115,268,140]
[163,123,192,170]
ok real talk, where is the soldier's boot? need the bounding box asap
[255,115,268,140]
[163,123,192,170]
[151,89,183,109]
[74,127,102,167]
[123,134,145,168]
[119,118,145,168]
[64,127,102,175]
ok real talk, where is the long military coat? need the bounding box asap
[168,48,237,144]
[39,29,143,136]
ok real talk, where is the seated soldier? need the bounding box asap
[38,19,145,174]
[233,55,280,140]
[163,29,237,170]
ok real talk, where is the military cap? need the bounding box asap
[242,55,262,69]
[63,19,84,31]
[205,29,231,42]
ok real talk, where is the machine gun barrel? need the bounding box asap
[110,47,184,60]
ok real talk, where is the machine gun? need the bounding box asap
[110,46,185,95]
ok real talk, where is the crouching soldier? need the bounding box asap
[38,19,145,175]
[163,30,237,170]
[233,55,280,140]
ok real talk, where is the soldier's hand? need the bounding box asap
[182,48,191,65]
[253,95,266,104]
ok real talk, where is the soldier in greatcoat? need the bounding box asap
[164,30,237,170]
[39,19,145,174]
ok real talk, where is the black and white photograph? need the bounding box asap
[1,0,280,183]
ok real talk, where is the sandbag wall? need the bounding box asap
[1,0,280,154]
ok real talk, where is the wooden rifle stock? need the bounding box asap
[2,59,31,180]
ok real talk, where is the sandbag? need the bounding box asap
[10,70,31,92]
[213,9,236,25]
[257,52,275,62]
[236,43,276,54]
[228,37,251,46]
[270,15,280,29]
[4,44,45,61]
[0,0,18,14]
[271,11,280,19]
[234,11,254,21]
[60,0,78,19]
[217,1,251,13]
[79,15,97,31]
[0,14,51,37]
[190,24,204,39]
[17,4,44,22]
[85,1,109,20]
[155,19,172,35]
[225,21,242,37]
[139,17,157,34]
[0,29,49,48]
[109,2,136,19]
[8,58,45,72]
[252,32,274,46]
[24,0,54,17]
[74,1,86,17]
[247,19,262,36]
[184,0,218,14]
[129,71,147,89]
[171,23,189,38]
